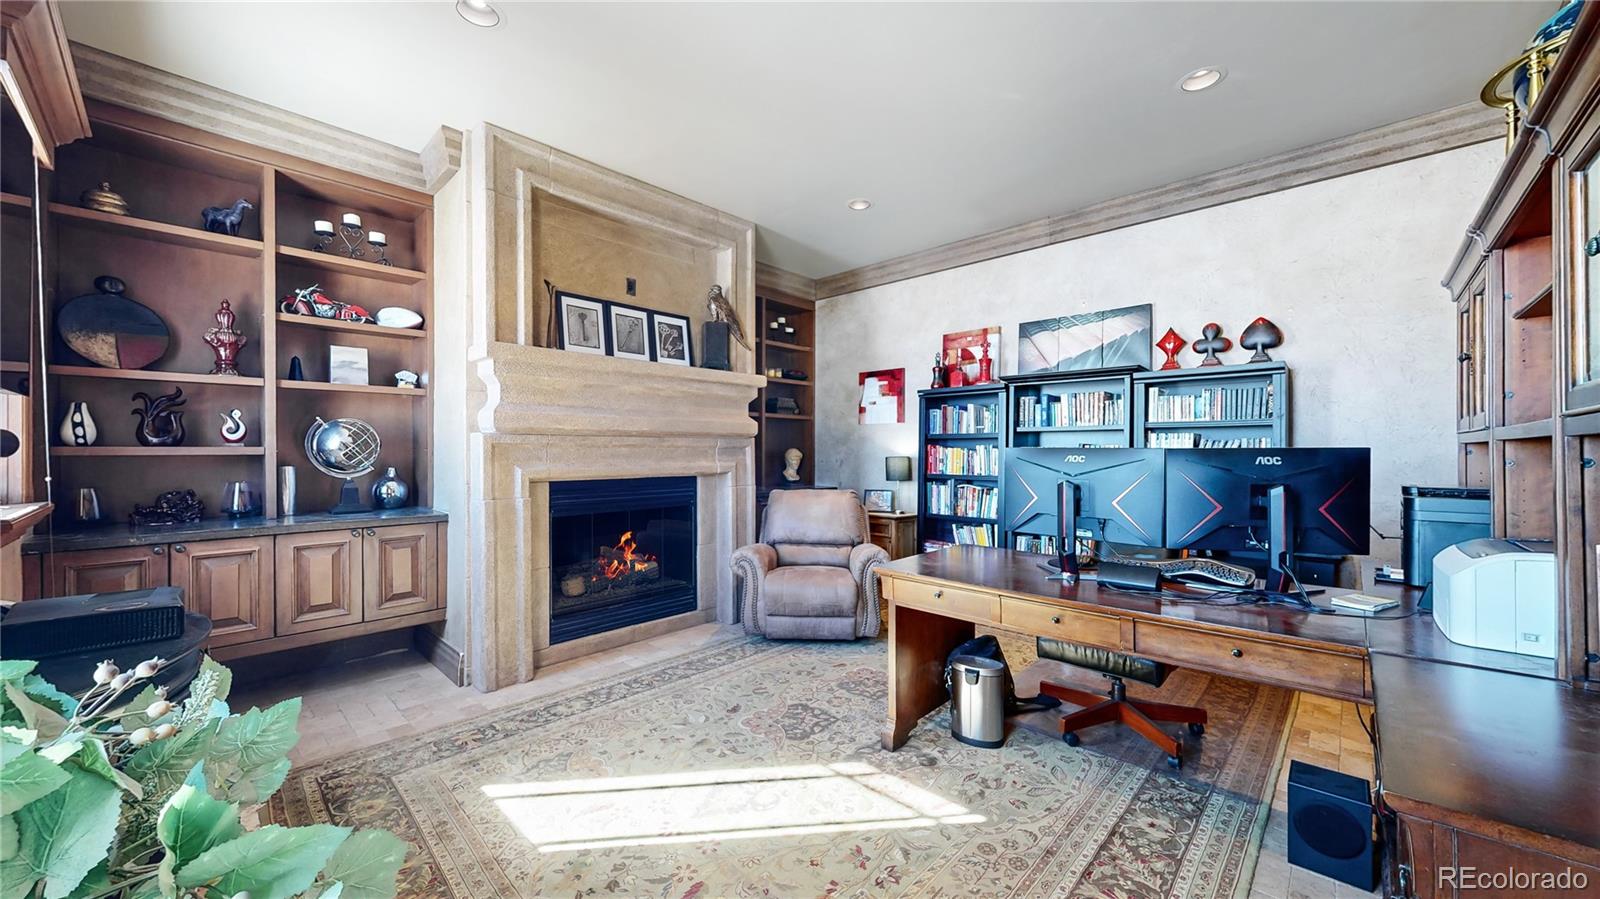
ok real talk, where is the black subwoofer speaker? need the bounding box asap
[1287,760,1378,891]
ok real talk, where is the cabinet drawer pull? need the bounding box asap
[151,546,165,556]
[366,528,376,537]
[1231,647,1243,658]
[352,529,362,537]
[932,589,943,599]
[1051,615,1061,624]
[173,544,186,553]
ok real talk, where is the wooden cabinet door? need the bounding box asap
[274,529,362,635]
[169,537,274,648]
[46,545,169,596]
[362,524,438,620]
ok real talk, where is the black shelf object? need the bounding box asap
[917,384,1006,552]
[1132,362,1290,449]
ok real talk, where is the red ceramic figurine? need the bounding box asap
[203,300,247,376]
[946,350,967,388]
[1156,327,1185,370]
[977,340,993,383]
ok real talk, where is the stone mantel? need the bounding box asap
[474,341,764,439]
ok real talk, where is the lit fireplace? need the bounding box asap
[549,477,697,644]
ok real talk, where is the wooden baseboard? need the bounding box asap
[209,608,447,662]
[413,623,467,687]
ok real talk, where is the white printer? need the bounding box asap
[1431,538,1556,658]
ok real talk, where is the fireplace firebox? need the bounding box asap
[549,477,697,644]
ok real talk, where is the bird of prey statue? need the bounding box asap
[706,285,751,351]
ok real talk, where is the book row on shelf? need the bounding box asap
[926,444,1000,476]
[928,403,998,436]
[926,482,998,520]
[1013,534,1060,554]
[1147,384,1274,423]
[921,521,998,552]
[1017,391,1124,429]
[1147,432,1273,449]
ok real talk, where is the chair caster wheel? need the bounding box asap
[1063,732,1081,747]
[1167,754,1183,769]
[1188,723,1206,737]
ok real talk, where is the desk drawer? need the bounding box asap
[891,579,999,622]
[1133,622,1366,699]
[1000,598,1122,650]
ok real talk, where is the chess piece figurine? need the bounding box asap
[1191,323,1232,367]
[946,350,967,388]
[287,356,306,381]
[782,447,803,483]
[219,409,248,445]
[1240,317,1283,363]
[1156,327,1185,370]
[203,299,248,376]
[931,353,947,389]
[59,402,98,447]
[706,285,751,351]
[977,340,993,383]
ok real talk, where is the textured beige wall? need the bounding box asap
[815,143,1502,563]
[433,167,471,652]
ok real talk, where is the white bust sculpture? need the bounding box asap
[782,447,803,482]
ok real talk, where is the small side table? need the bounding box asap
[868,511,918,560]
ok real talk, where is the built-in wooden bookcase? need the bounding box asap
[751,291,815,497]
[0,101,433,527]
[1132,362,1289,450]
[917,384,1005,551]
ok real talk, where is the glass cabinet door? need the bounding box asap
[1574,154,1600,409]
[1457,275,1488,431]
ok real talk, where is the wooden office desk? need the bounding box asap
[877,546,1375,751]
[876,547,1600,890]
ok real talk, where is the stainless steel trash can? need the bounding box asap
[947,654,1007,748]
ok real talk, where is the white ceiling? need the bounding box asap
[60,1,1551,279]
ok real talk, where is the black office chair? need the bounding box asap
[1036,637,1207,769]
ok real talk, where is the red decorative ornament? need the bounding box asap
[1156,327,1185,370]
[946,350,967,388]
[977,341,993,383]
[203,300,248,376]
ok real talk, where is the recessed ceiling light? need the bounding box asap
[456,0,500,28]
[847,198,872,211]
[1178,67,1226,92]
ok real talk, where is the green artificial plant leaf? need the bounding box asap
[203,698,301,804]
[19,676,77,719]
[315,883,346,899]
[0,662,36,684]
[0,727,36,767]
[156,781,242,897]
[315,829,408,899]
[124,718,219,805]
[59,861,110,899]
[38,740,142,798]
[175,823,350,899]
[175,657,233,730]
[114,684,165,731]
[0,814,15,861]
[2,684,67,740]
[0,750,70,812]
[7,763,122,899]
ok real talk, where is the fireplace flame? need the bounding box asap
[595,530,657,583]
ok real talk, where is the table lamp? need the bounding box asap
[885,455,913,512]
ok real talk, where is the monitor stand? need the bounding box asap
[1260,484,1322,599]
[1043,480,1079,582]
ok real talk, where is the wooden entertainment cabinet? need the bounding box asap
[1,92,445,659]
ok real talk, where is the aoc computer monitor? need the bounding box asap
[1003,447,1166,575]
[1164,448,1371,592]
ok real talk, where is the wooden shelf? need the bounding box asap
[1,192,32,209]
[761,412,812,421]
[1016,424,1126,433]
[0,361,28,373]
[927,432,1001,440]
[923,513,997,524]
[766,377,813,387]
[924,473,997,481]
[48,203,264,257]
[277,380,427,397]
[48,365,266,386]
[275,313,426,339]
[763,339,812,353]
[1145,419,1276,429]
[1510,282,1554,320]
[1494,418,1554,440]
[276,245,426,285]
[52,445,265,457]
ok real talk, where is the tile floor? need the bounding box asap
[231,623,1378,899]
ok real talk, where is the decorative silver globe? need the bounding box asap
[304,417,381,513]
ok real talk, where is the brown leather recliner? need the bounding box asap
[731,489,888,640]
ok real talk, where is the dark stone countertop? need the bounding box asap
[22,507,448,554]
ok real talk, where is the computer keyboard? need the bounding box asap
[1115,557,1256,588]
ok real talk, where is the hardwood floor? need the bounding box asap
[230,624,1376,899]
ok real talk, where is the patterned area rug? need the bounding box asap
[270,636,1293,898]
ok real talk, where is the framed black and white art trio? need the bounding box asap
[554,289,695,367]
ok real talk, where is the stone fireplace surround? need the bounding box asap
[464,125,762,692]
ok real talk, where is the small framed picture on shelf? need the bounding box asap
[863,489,895,512]
[651,312,693,366]
[609,303,652,362]
[556,292,607,356]
[328,345,369,385]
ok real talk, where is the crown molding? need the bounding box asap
[755,261,817,302]
[814,102,1502,299]
[69,42,429,192]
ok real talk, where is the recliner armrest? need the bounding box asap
[849,543,890,639]
[848,542,889,585]
[731,543,778,635]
